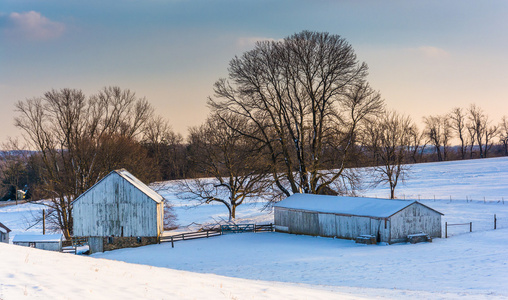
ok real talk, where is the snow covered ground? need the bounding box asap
[1,157,508,299]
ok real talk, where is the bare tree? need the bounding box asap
[449,107,467,159]
[181,114,270,220]
[15,87,156,238]
[366,111,413,199]
[468,104,497,158]
[423,115,445,161]
[209,31,383,198]
[499,116,508,156]
[407,123,427,163]
[468,104,486,158]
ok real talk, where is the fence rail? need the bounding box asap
[445,222,472,238]
[161,223,274,248]
[221,223,274,234]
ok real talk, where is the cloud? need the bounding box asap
[236,36,282,49]
[408,46,449,59]
[1,11,65,41]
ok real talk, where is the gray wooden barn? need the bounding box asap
[0,222,11,243]
[72,169,164,253]
[274,194,443,244]
[12,234,63,251]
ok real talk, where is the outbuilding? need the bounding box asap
[0,222,11,243]
[274,194,443,244]
[12,234,63,251]
[72,169,164,253]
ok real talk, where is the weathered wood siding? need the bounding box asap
[389,203,442,243]
[274,208,319,235]
[73,173,161,237]
[275,208,392,242]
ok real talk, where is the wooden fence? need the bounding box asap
[221,223,274,234]
[161,224,274,248]
[445,222,472,238]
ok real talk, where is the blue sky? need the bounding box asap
[1,1,507,143]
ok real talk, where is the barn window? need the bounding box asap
[107,237,114,244]
[29,242,36,248]
[137,237,142,243]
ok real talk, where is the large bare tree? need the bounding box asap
[209,31,383,198]
[15,87,155,238]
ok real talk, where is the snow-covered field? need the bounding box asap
[1,157,508,299]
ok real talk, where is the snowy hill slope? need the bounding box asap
[1,157,508,299]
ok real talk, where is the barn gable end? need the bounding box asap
[72,169,164,240]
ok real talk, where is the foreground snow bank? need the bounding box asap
[3,240,503,300]
[94,229,508,299]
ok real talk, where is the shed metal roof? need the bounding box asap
[72,169,164,204]
[13,234,63,243]
[274,194,443,218]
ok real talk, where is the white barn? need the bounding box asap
[72,169,164,253]
[12,234,63,251]
[274,194,443,244]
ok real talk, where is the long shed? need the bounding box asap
[72,169,164,253]
[274,194,443,244]
[13,234,63,251]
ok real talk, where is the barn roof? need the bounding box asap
[0,222,11,233]
[72,169,164,204]
[13,234,63,243]
[274,194,443,218]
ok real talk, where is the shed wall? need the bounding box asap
[73,173,161,237]
[275,207,392,242]
[13,241,62,251]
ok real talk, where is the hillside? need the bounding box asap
[1,157,508,299]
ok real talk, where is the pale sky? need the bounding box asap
[1,1,507,144]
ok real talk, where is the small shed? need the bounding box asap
[0,222,11,243]
[274,194,443,244]
[13,234,63,251]
[72,169,164,253]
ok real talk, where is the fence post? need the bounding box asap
[207,230,209,238]
[445,222,447,238]
[171,236,174,248]
[494,214,497,230]
[470,222,472,232]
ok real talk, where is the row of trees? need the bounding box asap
[424,105,506,161]
[2,31,508,233]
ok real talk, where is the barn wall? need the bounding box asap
[389,203,442,243]
[274,208,319,235]
[276,208,392,242]
[73,173,159,237]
